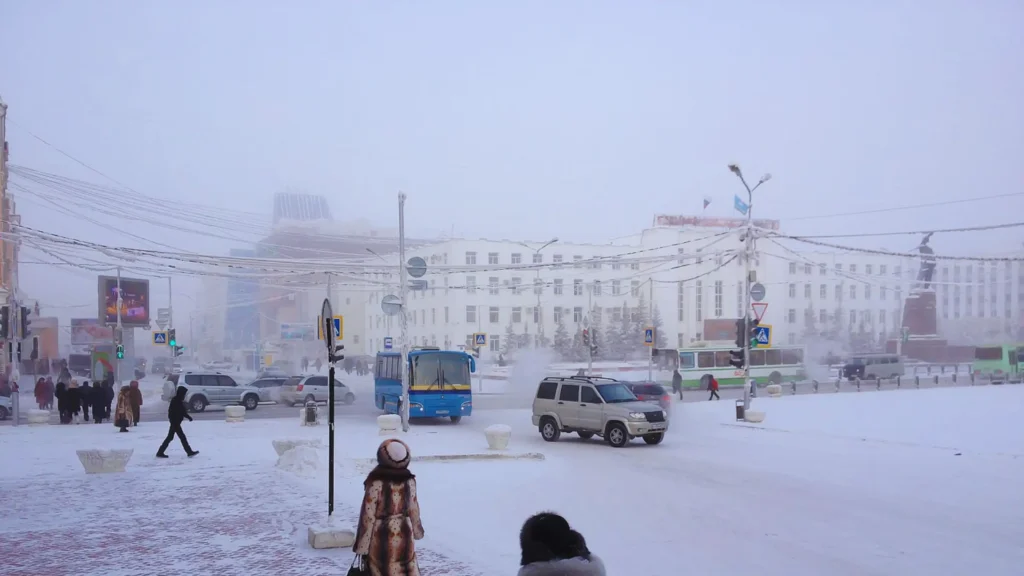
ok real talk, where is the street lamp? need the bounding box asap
[516,238,558,347]
[728,164,771,413]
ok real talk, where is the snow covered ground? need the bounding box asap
[2,385,1022,575]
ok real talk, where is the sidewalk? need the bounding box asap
[0,426,482,576]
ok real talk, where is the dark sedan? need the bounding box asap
[625,382,672,412]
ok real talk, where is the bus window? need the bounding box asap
[1016,349,1024,365]
[412,355,441,388]
[781,348,802,365]
[375,357,384,378]
[439,355,471,386]
[765,349,782,365]
[749,349,766,366]
[975,347,1003,361]
[679,352,696,369]
[714,351,732,367]
[697,351,715,368]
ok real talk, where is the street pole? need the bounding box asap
[647,278,653,381]
[397,193,410,432]
[587,288,593,375]
[116,266,123,386]
[168,276,174,360]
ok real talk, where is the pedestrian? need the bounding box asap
[517,512,605,576]
[55,380,68,423]
[80,380,93,422]
[708,375,720,401]
[91,382,107,424]
[671,369,683,400]
[67,379,83,424]
[34,377,47,410]
[114,385,134,432]
[351,439,424,576]
[156,386,198,458]
[44,376,54,410]
[314,358,322,373]
[104,379,115,421]
[128,380,143,425]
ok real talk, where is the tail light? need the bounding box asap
[662,395,670,403]
[296,384,304,391]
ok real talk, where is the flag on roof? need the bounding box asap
[703,196,712,210]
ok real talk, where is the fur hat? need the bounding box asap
[520,512,591,566]
[376,439,411,469]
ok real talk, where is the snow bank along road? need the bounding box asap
[2,384,1022,575]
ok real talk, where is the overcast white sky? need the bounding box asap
[2,0,1022,324]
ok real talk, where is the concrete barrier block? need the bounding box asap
[744,411,766,424]
[377,414,401,435]
[484,424,512,450]
[27,409,50,425]
[225,405,245,423]
[76,448,134,474]
[307,525,356,550]
[765,384,782,398]
[272,438,322,457]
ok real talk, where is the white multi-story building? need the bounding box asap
[361,215,932,357]
[935,257,1024,344]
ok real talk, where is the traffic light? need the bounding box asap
[20,305,31,338]
[0,306,9,339]
[168,329,177,347]
[734,318,746,348]
[469,346,481,359]
[582,329,590,347]
[729,348,744,369]
[748,318,761,347]
[173,345,184,357]
[329,344,345,364]
[116,344,125,359]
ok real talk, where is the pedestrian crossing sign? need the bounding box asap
[153,331,167,345]
[474,333,487,346]
[317,316,344,340]
[752,324,772,348]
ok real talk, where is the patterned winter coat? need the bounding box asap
[114,386,134,427]
[354,477,425,576]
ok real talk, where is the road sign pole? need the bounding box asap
[647,279,653,381]
[397,193,410,432]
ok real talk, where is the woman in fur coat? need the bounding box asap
[518,512,605,576]
[353,438,424,576]
[113,385,134,432]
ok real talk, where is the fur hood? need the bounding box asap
[517,556,606,576]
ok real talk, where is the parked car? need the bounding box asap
[246,376,289,403]
[625,382,672,412]
[278,375,355,406]
[151,357,171,375]
[161,371,262,412]
[532,375,668,447]
[0,396,11,420]
[202,360,236,371]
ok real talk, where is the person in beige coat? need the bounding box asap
[353,439,425,576]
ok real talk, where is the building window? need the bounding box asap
[819,263,827,276]
[880,287,887,301]
[696,281,703,322]
[630,262,639,271]
[864,284,871,299]
[554,307,562,323]
[714,281,723,317]
[678,282,685,322]
[592,281,602,296]
[789,262,796,274]
[444,307,449,323]
[879,309,886,325]
[573,255,583,269]
[490,336,500,352]
[819,309,827,324]
[787,309,796,323]
[820,284,827,299]
[573,307,583,323]
[804,263,812,274]
[850,264,857,274]
[534,278,543,295]
[677,248,685,265]
[849,310,856,326]
[612,307,622,322]
[466,306,476,323]
[554,279,564,295]
[894,266,901,277]
[553,254,563,267]
[789,283,796,298]
[835,284,842,301]
[511,278,522,294]
[631,281,640,297]
[533,306,540,323]
[788,333,796,345]
[489,307,499,323]
[511,253,522,265]
[866,264,873,275]
[512,307,522,323]
[431,308,436,324]
[612,280,621,296]
[466,276,476,293]
[849,285,856,299]
[465,252,477,265]
[532,253,542,264]
[489,277,499,295]
[573,279,583,296]
[880,264,887,275]
[678,333,685,347]
[804,284,811,298]
[488,252,499,265]
[444,276,449,294]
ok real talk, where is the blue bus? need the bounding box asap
[374,347,475,423]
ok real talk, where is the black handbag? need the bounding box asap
[347,555,369,576]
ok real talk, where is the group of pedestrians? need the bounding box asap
[348,438,604,576]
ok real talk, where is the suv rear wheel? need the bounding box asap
[605,422,629,448]
[643,432,665,445]
[189,396,208,413]
[539,417,561,442]
[243,394,259,411]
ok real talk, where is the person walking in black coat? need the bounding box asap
[55,381,68,423]
[79,381,93,421]
[157,386,198,458]
[103,380,115,421]
[91,383,108,424]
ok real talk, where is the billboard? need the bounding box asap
[280,323,315,341]
[98,275,151,326]
[71,318,115,345]
[654,214,780,231]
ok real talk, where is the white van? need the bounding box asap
[842,354,904,380]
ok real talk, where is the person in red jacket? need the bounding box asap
[708,376,720,401]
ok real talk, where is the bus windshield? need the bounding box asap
[412,354,471,388]
[438,355,471,386]
[975,347,1003,361]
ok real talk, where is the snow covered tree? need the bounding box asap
[569,329,587,362]
[552,320,572,360]
[604,314,624,361]
[629,294,651,357]
[651,305,668,349]
[589,314,605,360]
[501,320,517,355]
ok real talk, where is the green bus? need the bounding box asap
[972,344,1024,382]
[677,344,807,388]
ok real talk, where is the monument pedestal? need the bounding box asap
[890,288,973,362]
[901,290,937,337]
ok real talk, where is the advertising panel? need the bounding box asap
[71,318,114,345]
[280,323,315,341]
[97,276,151,326]
[654,214,780,231]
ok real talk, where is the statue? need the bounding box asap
[915,232,936,290]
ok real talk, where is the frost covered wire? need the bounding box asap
[784,192,1024,222]
[770,233,1024,262]
[777,221,1024,239]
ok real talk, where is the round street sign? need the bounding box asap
[321,298,335,350]
[381,294,402,316]
[749,282,766,302]
[406,256,427,278]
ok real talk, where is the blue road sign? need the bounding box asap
[734,195,749,216]
[643,327,654,346]
[383,337,393,350]
[474,333,487,346]
[153,332,167,345]
[753,325,772,347]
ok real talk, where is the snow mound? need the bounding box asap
[276,445,320,478]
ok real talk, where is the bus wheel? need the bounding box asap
[449,416,462,424]
[768,371,782,384]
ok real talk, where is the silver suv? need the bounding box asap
[532,376,668,447]
[278,375,356,406]
[162,371,262,412]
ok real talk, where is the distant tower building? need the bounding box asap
[272,191,332,224]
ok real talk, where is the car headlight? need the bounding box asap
[628,412,646,420]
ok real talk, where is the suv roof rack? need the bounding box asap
[543,375,620,383]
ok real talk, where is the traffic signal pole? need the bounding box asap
[116,266,123,385]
